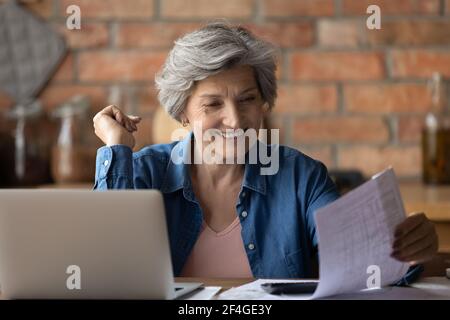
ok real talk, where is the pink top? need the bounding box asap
[180,217,253,278]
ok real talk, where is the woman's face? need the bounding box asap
[182,65,268,163]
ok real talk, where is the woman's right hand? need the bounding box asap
[93,105,141,149]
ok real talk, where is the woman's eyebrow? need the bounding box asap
[198,87,257,98]
[199,93,222,98]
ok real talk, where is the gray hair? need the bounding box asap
[155,23,278,121]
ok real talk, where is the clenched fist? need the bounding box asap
[93,105,141,149]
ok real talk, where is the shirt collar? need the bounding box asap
[160,131,267,195]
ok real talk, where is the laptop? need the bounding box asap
[0,189,202,299]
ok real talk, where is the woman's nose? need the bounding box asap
[222,103,241,129]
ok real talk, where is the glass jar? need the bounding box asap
[422,73,450,184]
[5,100,51,186]
[51,95,96,183]
[0,113,15,187]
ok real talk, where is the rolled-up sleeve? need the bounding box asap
[392,264,424,286]
[94,145,134,190]
[304,161,341,249]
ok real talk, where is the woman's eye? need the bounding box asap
[204,101,222,110]
[239,96,255,103]
[206,102,221,107]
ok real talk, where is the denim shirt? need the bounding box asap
[94,132,422,283]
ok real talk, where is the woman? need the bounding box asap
[93,23,438,281]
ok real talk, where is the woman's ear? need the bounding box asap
[180,112,189,127]
[262,102,270,115]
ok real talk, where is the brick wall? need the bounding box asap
[1,0,449,179]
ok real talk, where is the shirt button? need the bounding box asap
[241,210,248,218]
[103,160,109,166]
[241,191,246,198]
[248,243,255,250]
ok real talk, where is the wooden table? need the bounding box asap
[400,182,450,253]
[176,277,254,294]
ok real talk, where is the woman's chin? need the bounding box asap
[217,148,248,164]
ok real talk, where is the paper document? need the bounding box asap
[311,168,410,299]
[218,278,450,300]
[218,279,313,300]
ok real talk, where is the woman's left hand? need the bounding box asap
[391,212,438,264]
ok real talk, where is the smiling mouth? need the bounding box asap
[220,128,249,139]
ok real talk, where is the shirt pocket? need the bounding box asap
[284,249,306,278]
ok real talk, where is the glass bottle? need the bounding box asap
[51,95,95,183]
[0,111,15,187]
[422,73,450,184]
[5,100,51,186]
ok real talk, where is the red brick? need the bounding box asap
[14,0,54,18]
[78,51,166,82]
[38,85,107,112]
[117,23,201,48]
[344,83,430,114]
[50,54,74,82]
[342,0,440,15]
[275,84,337,114]
[92,85,158,116]
[293,116,389,144]
[368,21,450,46]
[57,23,109,49]
[338,146,421,177]
[106,86,134,115]
[114,86,160,114]
[0,0,53,19]
[117,22,313,50]
[391,50,450,78]
[398,116,426,143]
[60,0,154,19]
[298,145,334,169]
[417,0,441,14]
[262,0,334,17]
[136,87,159,113]
[133,114,153,151]
[318,20,365,48]
[447,0,450,14]
[265,115,287,145]
[161,0,254,19]
[100,85,159,124]
[275,56,283,81]
[290,52,385,81]
[245,22,313,48]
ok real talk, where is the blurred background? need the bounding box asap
[1,0,450,267]
[0,0,449,189]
